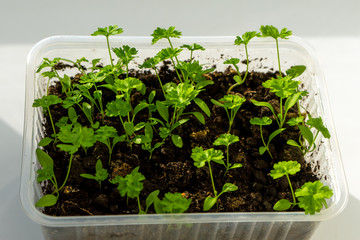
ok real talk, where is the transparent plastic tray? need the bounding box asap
[21,36,348,240]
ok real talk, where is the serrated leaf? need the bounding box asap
[213,133,239,147]
[35,194,57,208]
[270,161,301,179]
[307,117,331,139]
[250,117,272,126]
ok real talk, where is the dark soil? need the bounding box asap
[40,62,319,216]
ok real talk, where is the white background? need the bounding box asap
[0,0,359,239]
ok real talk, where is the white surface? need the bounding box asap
[0,0,359,239]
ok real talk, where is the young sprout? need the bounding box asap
[270,161,301,210]
[33,95,63,136]
[211,94,246,133]
[110,167,145,213]
[35,148,59,207]
[140,56,165,94]
[249,117,286,159]
[134,122,164,159]
[252,75,304,128]
[287,115,331,154]
[213,133,242,175]
[259,25,292,76]
[80,159,109,189]
[270,161,333,215]
[96,126,125,164]
[91,25,124,67]
[154,192,192,214]
[151,26,184,82]
[191,147,238,211]
[226,31,260,93]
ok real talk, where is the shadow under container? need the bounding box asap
[21,36,348,240]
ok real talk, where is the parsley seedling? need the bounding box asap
[91,25,124,67]
[226,31,260,93]
[249,117,286,159]
[35,148,59,207]
[213,133,242,175]
[110,167,146,213]
[80,159,108,189]
[270,161,333,214]
[287,115,331,154]
[270,161,301,210]
[140,56,165,94]
[211,94,246,133]
[33,95,63,136]
[191,147,238,211]
[134,122,164,159]
[260,25,292,76]
[96,125,125,164]
[112,45,138,78]
[252,75,304,128]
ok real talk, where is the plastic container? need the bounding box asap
[21,36,348,240]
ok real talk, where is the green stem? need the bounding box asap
[244,45,249,81]
[260,125,273,159]
[47,106,57,136]
[286,174,296,206]
[137,195,143,213]
[119,116,130,142]
[224,145,230,176]
[58,153,74,192]
[279,97,283,128]
[207,160,217,197]
[106,37,114,67]
[167,38,184,83]
[276,39,282,77]
[153,68,165,95]
[190,50,193,63]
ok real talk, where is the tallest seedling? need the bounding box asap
[92,25,124,67]
[260,25,292,76]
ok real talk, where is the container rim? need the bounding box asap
[21,35,348,227]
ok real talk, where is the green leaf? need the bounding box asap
[180,43,205,51]
[235,31,260,45]
[218,94,246,110]
[36,148,54,171]
[259,146,267,155]
[286,65,306,78]
[151,26,182,45]
[270,161,301,179]
[260,25,292,39]
[148,90,156,104]
[233,75,243,84]
[105,98,131,117]
[112,45,138,65]
[156,47,183,61]
[171,118,190,131]
[171,134,183,148]
[154,192,191,214]
[284,92,302,113]
[262,76,300,99]
[124,122,134,136]
[35,194,57,208]
[80,173,96,180]
[191,147,224,168]
[223,58,240,65]
[221,183,238,193]
[251,100,276,117]
[273,199,292,211]
[38,137,53,147]
[133,101,149,117]
[156,101,169,123]
[299,125,314,145]
[268,128,286,144]
[295,181,333,215]
[287,116,304,126]
[230,163,243,169]
[82,102,93,122]
[211,99,224,107]
[203,196,217,211]
[213,133,239,147]
[68,107,78,124]
[145,190,160,212]
[287,140,301,148]
[57,144,78,154]
[32,95,62,109]
[249,117,272,126]
[307,116,331,139]
[194,98,211,117]
[191,112,205,124]
[91,25,123,37]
